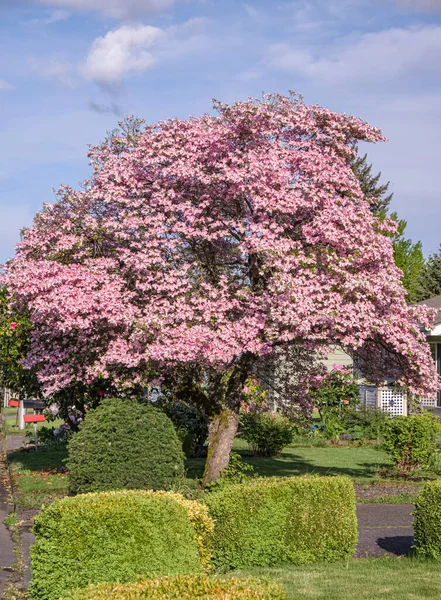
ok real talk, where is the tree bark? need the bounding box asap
[202,408,239,486]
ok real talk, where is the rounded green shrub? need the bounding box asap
[205,476,357,571]
[62,575,286,600]
[383,413,441,474]
[414,480,441,559]
[240,410,294,457]
[30,490,213,600]
[67,398,185,493]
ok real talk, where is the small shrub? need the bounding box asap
[30,490,213,600]
[63,575,286,600]
[383,413,441,473]
[207,452,255,492]
[240,411,294,456]
[67,398,185,493]
[205,476,357,571]
[340,408,388,442]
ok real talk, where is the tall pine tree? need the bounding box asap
[414,246,441,302]
[351,153,425,303]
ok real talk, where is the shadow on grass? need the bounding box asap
[8,447,68,473]
[186,450,389,481]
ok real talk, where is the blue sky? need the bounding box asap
[1,0,441,263]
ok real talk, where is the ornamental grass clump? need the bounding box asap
[30,490,214,600]
[205,475,357,572]
[67,397,185,493]
[62,575,286,600]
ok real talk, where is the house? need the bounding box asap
[417,295,441,410]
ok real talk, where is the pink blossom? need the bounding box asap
[3,93,439,400]
[9,322,17,331]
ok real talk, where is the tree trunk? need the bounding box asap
[202,408,239,486]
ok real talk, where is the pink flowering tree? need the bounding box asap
[4,93,439,483]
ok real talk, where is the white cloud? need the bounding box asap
[0,80,14,91]
[82,19,208,90]
[35,0,173,19]
[82,25,166,88]
[267,26,441,87]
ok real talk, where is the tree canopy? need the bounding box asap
[4,93,439,480]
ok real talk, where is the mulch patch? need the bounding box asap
[355,482,421,500]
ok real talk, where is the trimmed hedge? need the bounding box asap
[62,575,286,600]
[414,480,441,558]
[30,490,214,600]
[67,398,185,493]
[205,476,357,571]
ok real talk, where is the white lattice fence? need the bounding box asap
[380,388,407,416]
[420,397,437,409]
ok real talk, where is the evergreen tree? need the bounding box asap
[351,152,425,303]
[414,246,441,302]
[351,152,393,216]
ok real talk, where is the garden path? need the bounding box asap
[356,504,414,557]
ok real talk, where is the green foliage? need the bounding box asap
[207,452,255,492]
[0,285,40,395]
[383,413,441,473]
[63,575,286,600]
[30,490,212,600]
[240,411,295,457]
[414,480,441,559]
[156,398,208,458]
[391,215,425,304]
[205,476,357,571]
[339,408,389,442]
[414,244,441,302]
[351,152,393,216]
[310,367,359,441]
[67,398,185,493]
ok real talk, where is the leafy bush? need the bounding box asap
[157,399,208,458]
[205,476,357,571]
[62,575,286,600]
[383,413,441,473]
[32,424,72,449]
[67,398,185,493]
[30,490,213,600]
[414,480,441,559]
[240,411,294,456]
[340,408,388,442]
[310,366,359,413]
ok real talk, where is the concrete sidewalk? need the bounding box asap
[356,504,414,557]
[0,454,16,595]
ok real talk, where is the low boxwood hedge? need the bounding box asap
[205,476,357,571]
[414,480,441,558]
[30,490,214,600]
[62,575,286,600]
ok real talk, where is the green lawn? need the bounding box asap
[8,445,69,508]
[3,416,64,435]
[186,438,392,483]
[243,558,441,600]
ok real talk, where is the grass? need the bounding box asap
[358,492,419,504]
[3,416,64,436]
[242,558,441,599]
[8,444,69,508]
[186,437,392,483]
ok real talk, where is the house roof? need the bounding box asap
[417,295,441,326]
